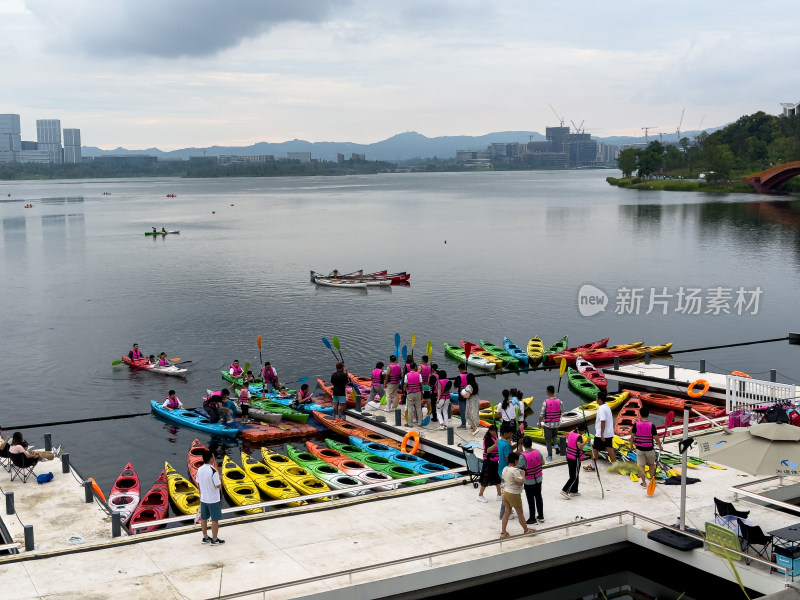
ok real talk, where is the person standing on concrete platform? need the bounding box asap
[435,369,450,429]
[403,362,424,428]
[561,423,587,499]
[367,361,385,405]
[587,391,616,472]
[197,449,225,545]
[499,452,532,538]
[384,355,403,413]
[519,436,544,524]
[464,373,481,435]
[477,423,501,502]
[538,385,563,461]
[330,362,349,420]
[496,425,514,518]
[454,363,469,429]
[630,406,662,490]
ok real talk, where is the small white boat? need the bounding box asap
[467,355,497,370]
[150,364,189,377]
[314,277,367,289]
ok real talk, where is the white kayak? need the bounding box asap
[467,355,497,370]
[150,364,188,377]
[314,277,367,289]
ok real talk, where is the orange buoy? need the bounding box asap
[88,477,106,502]
[401,430,420,455]
[687,379,710,398]
[731,371,751,378]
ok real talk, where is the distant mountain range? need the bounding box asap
[80,127,723,162]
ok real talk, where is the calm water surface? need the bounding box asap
[1,170,799,491]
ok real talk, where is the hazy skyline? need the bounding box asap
[3,0,795,151]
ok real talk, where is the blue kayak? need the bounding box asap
[149,400,238,438]
[265,394,333,415]
[503,337,529,366]
[348,436,455,480]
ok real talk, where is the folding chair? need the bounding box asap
[0,445,10,473]
[714,497,750,520]
[460,444,483,488]
[738,521,773,565]
[9,453,38,483]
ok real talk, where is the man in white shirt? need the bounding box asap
[196,449,225,545]
[587,391,616,472]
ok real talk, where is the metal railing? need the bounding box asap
[731,477,800,514]
[207,510,785,600]
[726,375,795,413]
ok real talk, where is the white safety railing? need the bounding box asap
[725,375,795,414]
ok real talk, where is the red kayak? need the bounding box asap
[575,358,607,391]
[614,396,644,437]
[561,337,609,355]
[121,356,154,371]
[551,343,644,365]
[129,470,169,533]
[637,392,725,416]
[108,462,141,525]
[187,439,209,485]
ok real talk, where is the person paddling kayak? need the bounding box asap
[128,343,144,361]
[157,352,170,367]
[229,360,243,378]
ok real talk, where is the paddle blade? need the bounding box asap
[421,415,431,427]
[322,337,332,350]
[170,357,181,362]
[332,336,341,351]
[402,345,408,361]
[257,335,262,351]
[297,376,309,383]
[111,360,123,366]
[630,472,639,482]
[464,342,473,361]
[426,341,432,357]
[394,333,401,350]
[663,410,675,440]
[244,362,250,375]
[411,332,416,349]
[647,477,656,495]
[559,358,567,377]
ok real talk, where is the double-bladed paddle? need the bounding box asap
[322,337,339,361]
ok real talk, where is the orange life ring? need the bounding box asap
[401,430,420,455]
[731,371,751,379]
[88,477,106,502]
[687,379,710,398]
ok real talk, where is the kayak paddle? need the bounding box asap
[426,340,432,359]
[111,360,123,366]
[322,337,339,361]
[332,336,344,362]
[394,333,400,359]
[556,357,567,394]
[410,332,416,358]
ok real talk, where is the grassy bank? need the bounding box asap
[606,177,755,194]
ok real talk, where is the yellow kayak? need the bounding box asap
[527,336,544,365]
[260,448,330,501]
[240,452,304,507]
[165,461,200,515]
[559,391,629,429]
[479,395,534,419]
[630,342,673,358]
[221,456,262,515]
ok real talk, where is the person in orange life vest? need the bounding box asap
[367,361,385,404]
[157,352,170,367]
[630,406,663,490]
[128,343,144,361]
[204,389,232,424]
[162,390,184,412]
[519,436,544,524]
[403,362,424,428]
[384,355,403,412]
[538,385,563,461]
[229,360,243,378]
[561,422,588,498]
[262,362,279,392]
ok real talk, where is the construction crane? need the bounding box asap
[676,108,685,143]
[548,103,565,127]
[642,126,659,144]
[570,120,585,134]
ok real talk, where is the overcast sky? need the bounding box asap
[2,0,795,150]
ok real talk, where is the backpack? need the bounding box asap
[764,404,790,424]
[36,472,54,484]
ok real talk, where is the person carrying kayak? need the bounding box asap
[128,343,144,361]
[204,389,232,424]
[262,362,280,392]
[229,360,243,378]
[162,390,184,412]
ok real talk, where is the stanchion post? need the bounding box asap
[771,369,777,382]
[43,433,52,451]
[61,453,70,474]
[644,351,650,364]
[669,364,675,379]
[355,395,362,412]
[447,427,454,445]
[395,409,401,427]
[613,357,619,370]
[84,480,93,503]
[111,511,121,538]
[5,492,14,515]
[24,525,34,551]
[700,359,706,373]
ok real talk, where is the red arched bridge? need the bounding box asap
[742,161,800,193]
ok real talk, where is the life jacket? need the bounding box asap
[205,391,224,407]
[165,395,180,409]
[483,436,499,461]
[634,421,655,450]
[299,389,311,401]
[406,371,422,393]
[371,368,384,386]
[130,348,143,360]
[459,373,468,389]
[428,372,439,396]
[420,363,431,383]
[263,366,277,383]
[387,364,402,384]
[238,388,250,401]
[230,364,243,377]
[158,357,169,367]
[522,450,542,480]
[566,430,583,460]
[544,398,562,423]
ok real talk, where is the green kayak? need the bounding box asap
[567,367,600,401]
[250,399,309,424]
[543,335,568,365]
[325,439,426,485]
[285,446,362,496]
[478,339,520,368]
[144,230,180,236]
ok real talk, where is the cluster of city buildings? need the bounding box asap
[0,114,81,164]
[217,152,365,166]
[456,126,618,168]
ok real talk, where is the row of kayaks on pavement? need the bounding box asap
[109,434,457,532]
[442,336,672,371]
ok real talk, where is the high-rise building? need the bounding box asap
[63,128,82,163]
[36,119,63,164]
[0,114,22,163]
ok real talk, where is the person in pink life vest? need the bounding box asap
[561,422,588,499]
[537,385,563,461]
[384,355,403,413]
[229,360,243,378]
[162,390,184,412]
[630,406,663,490]
[262,362,280,392]
[403,362,424,428]
[157,352,170,367]
[519,436,544,524]
[367,361,386,406]
[127,343,144,361]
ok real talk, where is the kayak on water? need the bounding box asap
[145,230,180,236]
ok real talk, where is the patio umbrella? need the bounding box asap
[698,423,800,476]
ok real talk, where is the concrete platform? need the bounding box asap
[0,428,797,599]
